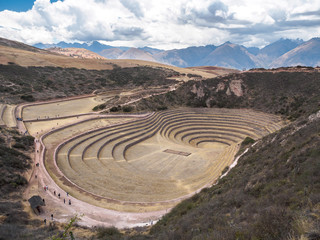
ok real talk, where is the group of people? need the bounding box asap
[52,189,71,205]
[43,188,72,225]
[35,137,73,226]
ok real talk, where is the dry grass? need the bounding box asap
[22,96,108,120]
[0,46,114,70]
[24,115,108,136]
[37,107,284,212]
[2,104,17,128]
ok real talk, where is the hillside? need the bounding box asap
[34,40,119,53]
[0,44,115,70]
[0,64,178,104]
[0,37,44,53]
[118,48,157,62]
[115,67,320,239]
[131,67,320,120]
[46,47,106,60]
[256,38,303,66]
[154,45,216,67]
[100,48,124,59]
[199,42,258,69]
[0,128,49,239]
[271,38,320,68]
[144,111,320,239]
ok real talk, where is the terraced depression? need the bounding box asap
[39,107,284,212]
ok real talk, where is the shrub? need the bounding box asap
[252,207,295,239]
[157,106,168,111]
[187,73,202,78]
[96,226,122,239]
[242,137,255,146]
[122,105,133,112]
[51,215,81,240]
[12,142,26,150]
[14,135,34,147]
[20,95,35,102]
[92,103,106,111]
[10,175,28,187]
[110,106,121,112]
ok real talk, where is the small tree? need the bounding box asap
[51,215,82,240]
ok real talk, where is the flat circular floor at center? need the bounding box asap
[48,108,284,211]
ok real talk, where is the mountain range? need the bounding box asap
[34,38,320,70]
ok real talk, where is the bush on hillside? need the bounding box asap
[96,226,122,239]
[242,137,255,146]
[20,94,35,102]
[122,105,133,112]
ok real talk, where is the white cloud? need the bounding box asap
[0,0,319,49]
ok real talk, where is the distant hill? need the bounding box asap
[199,42,257,69]
[6,36,320,70]
[46,47,106,60]
[100,48,124,59]
[117,48,157,62]
[139,46,163,55]
[33,38,320,69]
[270,38,320,68]
[34,40,126,53]
[257,38,303,66]
[0,37,44,53]
[246,46,260,55]
[259,38,303,59]
[154,45,216,67]
[153,50,188,67]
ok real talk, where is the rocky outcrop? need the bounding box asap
[229,79,243,97]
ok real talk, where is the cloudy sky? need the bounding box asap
[0,0,319,49]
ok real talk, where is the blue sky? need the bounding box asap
[0,0,319,49]
[0,0,58,12]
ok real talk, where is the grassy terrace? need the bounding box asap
[0,104,17,128]
[39,108,285,212]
